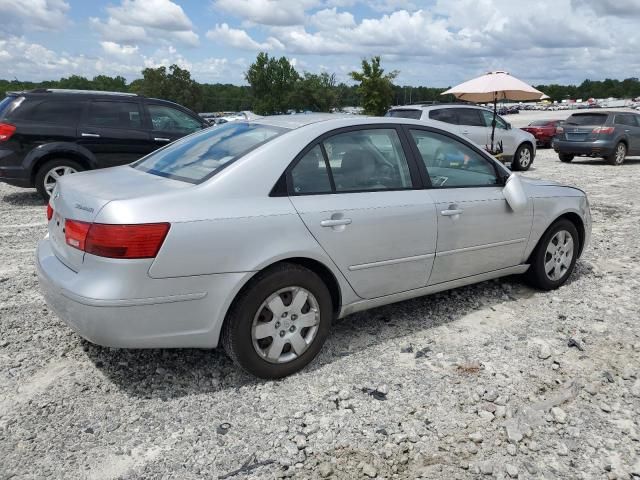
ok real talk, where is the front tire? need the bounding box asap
[221,263,333,379]
[606,142,626,165]
[511,144,533,171]
[35,158,84,201]
[559,153,574,163]
[525,219,579,290]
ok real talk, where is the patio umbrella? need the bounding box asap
[442,71,545,153]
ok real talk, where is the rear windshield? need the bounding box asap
[385,109,422,120]
[566,114,607,126]
[133,122,285,183]
[529,120,551,126]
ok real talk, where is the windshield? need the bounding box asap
[566,114,607,126]
[385,109,422,120]
[133,122,285,183]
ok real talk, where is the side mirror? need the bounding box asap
[503,173,528,212]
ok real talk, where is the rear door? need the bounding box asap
[78,99,155,167]
[287,126,437,299]
[405,127,533,285]
[145,103,205,149]
[478,109,516,154]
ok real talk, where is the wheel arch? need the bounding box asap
[27,146,95,184]
[528,211,586,262]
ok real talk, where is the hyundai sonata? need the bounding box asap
[37,115,591,378]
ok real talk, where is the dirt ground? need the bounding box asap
[1,112,639,479]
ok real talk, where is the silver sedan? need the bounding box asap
[36,115,591,378]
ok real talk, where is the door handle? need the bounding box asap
[441,208,463,216]
[154,137,171,142]
[461,130,470,134]
[320,218,352,227]
[624,129,630,133]
[81,133,100,138]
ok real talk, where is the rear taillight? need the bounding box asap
[65,220,91,250]
[64,221,170,259]
[0,123,16,142]
[46,203,54,221]
[592,126,614,135]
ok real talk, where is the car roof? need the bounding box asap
[388,103,489,112]
[252,113,355,129]
[8,89,142,100]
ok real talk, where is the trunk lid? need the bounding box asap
[48,166,189,271]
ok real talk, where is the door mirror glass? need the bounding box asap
[503,173,528,212]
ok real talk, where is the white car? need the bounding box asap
[386,104,536,170]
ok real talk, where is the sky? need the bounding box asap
[0,0,639,87]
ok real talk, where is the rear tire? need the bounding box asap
[221,263,333,379]
[559,153,574,163]
[511,144,533,171]
[606,142,626,165]
[525,219,579,291]
[35,158,84,201]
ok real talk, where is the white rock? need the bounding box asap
[505,463,519,478]
[551,407,567,424]
[361,463,377,477]
[469,432,483,443]
[538,343,552,360]
[318,462,333,478]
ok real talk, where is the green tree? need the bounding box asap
[129,65,203,111]
[92,75,127,92]
[289,72,337,112]
[350,56,398,116]
[245,52,300,115]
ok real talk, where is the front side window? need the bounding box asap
[134,122,284,183]
[409,129,498,188]
[87,101,142,129]
[291,145,332,194]
[148,105,202,134]
[480,110,508,129]
[323,128,412,192]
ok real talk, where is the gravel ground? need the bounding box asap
[1,126,640,479]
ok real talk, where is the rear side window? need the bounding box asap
[87,101,142,129]
[428,109,458,124]
[615,114,638,127]
[133,122,284,183]
[9,99,82,126]
[0,96,23,119]
[385,109,422,120]
[454,108,485,127]
[566,114,607,126]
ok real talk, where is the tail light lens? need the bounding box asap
[65,221,170,259]
[0,123,16,142]
[46,203,54,221]
[592,126,614,135]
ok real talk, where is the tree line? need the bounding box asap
[1,53,639,115]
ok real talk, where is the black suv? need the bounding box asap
[0,89,207,199]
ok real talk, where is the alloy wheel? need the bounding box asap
[544,230,574,281]
[251,287,320,364]
[519,148,532,168]
[43,166,77,195]
[615,144,626,165]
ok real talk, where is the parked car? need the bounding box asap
[0,89,208,200]
[553,111,640,165]
[522,120,565,148]
[37,114,591,378]
[386,104,536,170]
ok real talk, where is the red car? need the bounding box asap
[521,120,564,148]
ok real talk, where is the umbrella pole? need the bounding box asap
[491,92,497,152]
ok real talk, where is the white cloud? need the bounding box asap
[100,41,139,58]
[0,0,70,32]
[92,0,199,47]
[206,23,283,50]
[309,8,355,29]
[213,0,319,26]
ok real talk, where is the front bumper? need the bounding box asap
[36,236,252,348]
[553,139,615,157]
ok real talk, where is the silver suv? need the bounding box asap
[386,104,536,171]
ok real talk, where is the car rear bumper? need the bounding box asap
[0,150,31,187]
[553,139,616,156]
[36,236,252,348]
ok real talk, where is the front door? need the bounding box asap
[287,127,437,299]
[78,100,154,167]
[406,127,533,285]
